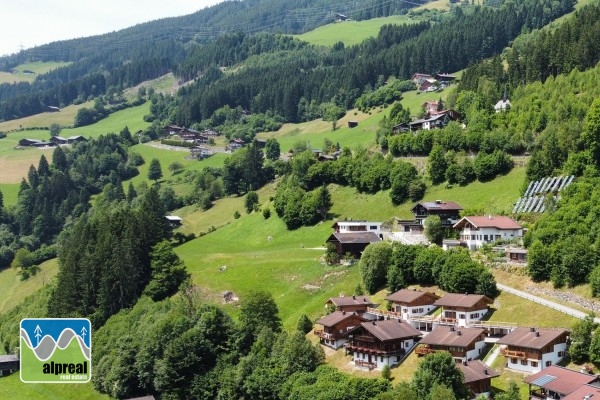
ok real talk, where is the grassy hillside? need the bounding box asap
[0,101,94,132]
[0,61,72,84]
[0,259,59,314]
[0,373,108,400]
[296,15,415,46]
[0,102,152,196]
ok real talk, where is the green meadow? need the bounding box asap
[296,15,416,47]
[0,259,58,315]
[0,373,107,400]
[0,62,72,84]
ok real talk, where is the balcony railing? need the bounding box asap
[346,344,406,357]
[314,330,335,340]
[500,348,526,358]
[415,345,436,356]
[366,307,402,319]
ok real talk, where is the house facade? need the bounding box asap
[498,327,569,374]
[433,293,492,327]
[345,319,422,370]
[412,73,433,86]
[314,311,366,349]
[506,247,527,263]
[411,200,463,228]
[415,326,487,362]
[454,216,523,250]
[326,232,381,257]
[385,289,440,320]
[332,221,382,237]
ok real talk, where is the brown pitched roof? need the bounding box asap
[419,326,485,347]
[326,232,381,244]
[524,366,598,396]
[563,384,600,400]
[433,293,492,308]
[327,295,376,307]
[458,360,500,383]
[497,327,569,350]
[360,320,422,342]
[453,216,522,230]
[385,289,440,304]
[316,311,364,328]
[413,201,463,211]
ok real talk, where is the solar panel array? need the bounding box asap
[512,175,574,213]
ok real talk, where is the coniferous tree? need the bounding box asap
[37,154,51,178]
[147,158,163,183]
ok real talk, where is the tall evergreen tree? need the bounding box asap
[147,158,163,183]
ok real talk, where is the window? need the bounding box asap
[531,361,538,367]
[459,314,466,319]
[370,226,377,230]
[484,235,488,241]
[380,356,384,362]
[558,351,565,357]
[511,358,517,364]
[546,361,552,367]
[470,313,479,319]
[521,360,528,365]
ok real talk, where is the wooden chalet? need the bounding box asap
[314,311,366,349]
[433,293,492,327]
[454,215,523,250]
[50,136,69,145]
[326,231,381,257]
[415,325,486,362]
[229,138,245,150]
[498,327,569,374]
[385,289,439,321]
[408,109,458,131]
[411,200,463,228]
[18,138,53,147]
[67,135,86,144]
[325,295,377,314]
[524,365,599,399]
[458,360,499,398]
[0,354,19,377]
[164,125,184,135]
[418,79,438,92]
[433,73,456,86]
[345,319,422,370]
[391,122,410,134]
[202,128,219,137]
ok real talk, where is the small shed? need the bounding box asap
[348,121,358,128]
[0,355,19,377]
[165,215,182,228]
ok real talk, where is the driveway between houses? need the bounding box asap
[497,283,600,324]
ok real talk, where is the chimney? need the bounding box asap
[398,319,402,323]
[435,200,442,204]
[483,369,488,375]
[488,214,492,220]
[457,331,462,336]
[353,295,356,300]
[450,326,455,331]
[462,360,468,366]
[535,331,540,337]
[530,327,535,332]
[372,321,376,326]
[343,311,346,315]
[363,298,367,302]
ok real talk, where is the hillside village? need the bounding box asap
[1,0,600,399]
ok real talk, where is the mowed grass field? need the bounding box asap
[0,101,94,132]
[0,61,72,84]
[296,15,416,46]
[0,373,109,400]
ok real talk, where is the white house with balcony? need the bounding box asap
[332,220,382,237]
[453,216,523,250]
[433,293,493,327]
[498,327,569,374]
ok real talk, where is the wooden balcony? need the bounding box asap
[415,345,436,356]
[346,343,406,357]
[500,348,526,358]
[314,330,336,340]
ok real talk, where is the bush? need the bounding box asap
[263,207,271,219]
[234,211,241,219]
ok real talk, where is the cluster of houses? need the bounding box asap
[18,135,86,148]
[326,200,527,260]
[314,289,573,399]
[411,73,456,92]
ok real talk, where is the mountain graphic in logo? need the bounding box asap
[20,318,91,383]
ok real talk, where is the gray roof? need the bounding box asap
[327,232,381,244]
[327,295,375,307]
[498,327,569,350]
[0,354,19,363]
[385,289,439,304]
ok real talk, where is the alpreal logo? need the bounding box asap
[20,318,91,383]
